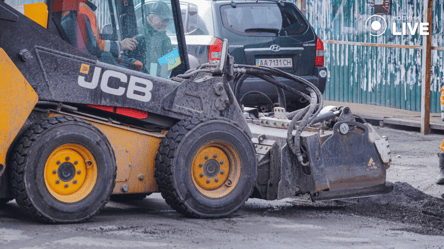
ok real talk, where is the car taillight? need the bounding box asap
[209,38,223,61]
[315,38,324,66]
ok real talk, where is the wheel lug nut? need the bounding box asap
[206,179,210,184]
[220,170,225,175]
[53,170,57,174]
[220,160,224,164]
[199,163,203,168]
[200,173,204,178]
[64,184,68,188]
[66,157,70,161]
[215,178,219,182]
[74,161,78,165]
[77,170,81,174]
[73,180,77,184]
[56,161,61,165]
[205,155,209,160]
[213,154,218,158]
[56,180,60,184]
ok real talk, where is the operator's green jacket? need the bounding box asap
[143,22,172,75]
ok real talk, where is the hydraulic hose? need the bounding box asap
[353,114,367,123]
[175,69,212,78]
[258,74,287,110]
[287,90,318,166]
[233,65,322,166]
[178,63,324,166]
[236,65,323,119]
[286,105,309,156]
[239,90,275,109]
[233,73,287,110]
[311,110,340,124]
[240,68,311,101]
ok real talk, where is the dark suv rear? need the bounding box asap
[180,0,327,110]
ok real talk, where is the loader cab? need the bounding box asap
[50,0,188,78]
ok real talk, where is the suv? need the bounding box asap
[178,0,327,111]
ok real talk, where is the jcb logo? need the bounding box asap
[78,64,153,102]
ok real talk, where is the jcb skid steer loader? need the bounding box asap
[0,0,392,223]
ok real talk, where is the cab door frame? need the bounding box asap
[46,0,190,76]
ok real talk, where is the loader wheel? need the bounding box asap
[155,116,257,218]
[10,116,116,223]
[0,198,12,207]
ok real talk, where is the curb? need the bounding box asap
[361,114,444,132]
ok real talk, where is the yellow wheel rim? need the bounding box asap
[191,141,241,198]
[441,139,444,151]
[44,144,97,203]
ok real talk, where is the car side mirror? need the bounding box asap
[186,4,198,34]
[181,3,198,34]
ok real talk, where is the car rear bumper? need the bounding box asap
[237,66,328,105]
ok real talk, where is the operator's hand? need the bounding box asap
[120,38,138,51]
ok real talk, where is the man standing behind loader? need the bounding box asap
[140,1,173,76]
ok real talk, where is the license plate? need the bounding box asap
[255,58,293,68]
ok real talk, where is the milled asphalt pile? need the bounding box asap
[342,182,444,236]
[270,182,444,236]
[242,124,444,237]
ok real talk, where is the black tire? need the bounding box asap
[155,116,257,218]
[110,193,150,202]
[9,116,116,223]
[0,198,12,207]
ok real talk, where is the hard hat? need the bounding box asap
[148,1,172,20]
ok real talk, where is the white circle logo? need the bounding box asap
[365,15,387,37]
[371,21,382,31]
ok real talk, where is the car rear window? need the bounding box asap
[220,3,307,36]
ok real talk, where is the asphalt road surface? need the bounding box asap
[1,127,444,249]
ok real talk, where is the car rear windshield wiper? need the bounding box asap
[244,28,280,34]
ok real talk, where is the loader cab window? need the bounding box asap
[53,0,184,79]
[132,0,180,78]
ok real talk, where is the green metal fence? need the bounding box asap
[295,0,444,113]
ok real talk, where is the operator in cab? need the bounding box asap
[62,0,138,58]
